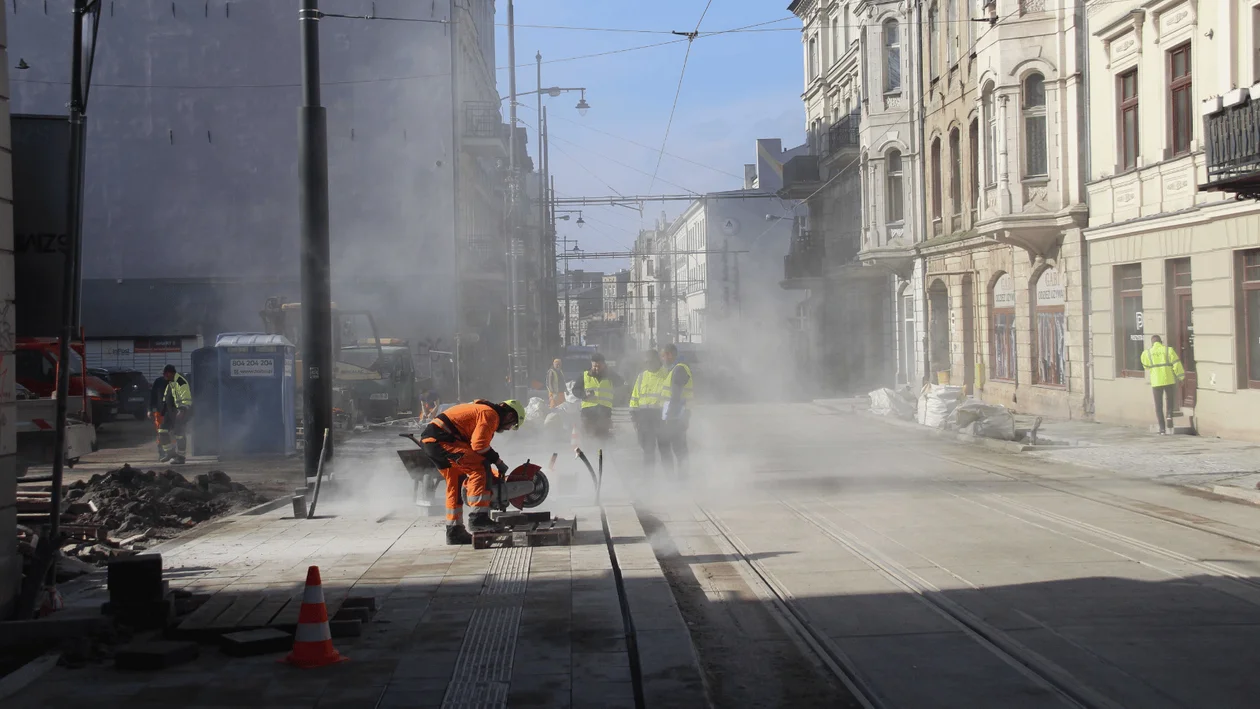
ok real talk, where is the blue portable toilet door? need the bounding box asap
[190,347,220,457]
[218,348,284,457]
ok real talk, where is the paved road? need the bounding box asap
[640,402,1260,709]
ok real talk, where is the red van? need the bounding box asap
[16,337,118,426]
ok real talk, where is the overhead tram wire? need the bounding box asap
[646,0,716,192]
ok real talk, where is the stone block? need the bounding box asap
[108,553,164,605]
[333,605,372,624]
[115,640,200,671]
[220,628,293,657]
[342,595,378,614]
[329,618,362,638]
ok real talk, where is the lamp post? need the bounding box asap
[297,0,334,480]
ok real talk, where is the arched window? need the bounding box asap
[931,137,943,233]
[990,273,1016,381]
[886,149,904,224]
[949,128,962,227]
[968,118,980,221]
[831,14,840,64]
[883,20,901,92]
[982,82,997,186]
[947,0,958,65]
[1033,267,1066,386]
[928,4,940,78]
[808,37,819,79]
[1023,73,1048,177]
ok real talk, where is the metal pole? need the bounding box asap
[449,0,464,403]
[537,53,547,357]
[298,0,334,478]
[542,105,553,355]
[38,0,89,604]
[507,0,527,401]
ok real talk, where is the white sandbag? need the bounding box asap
[525,396,547,420]
[917,385,965,428]
[869,388,916,420]
[950,398,1016,440]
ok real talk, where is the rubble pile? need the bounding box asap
[70,465,264,538]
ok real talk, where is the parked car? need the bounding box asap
[89,367,151,420]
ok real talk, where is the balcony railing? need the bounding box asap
[463,101,509,158]
[783,231,825,283]
[826,112,860,157]
[777,155,822,199]
[1205,94,1260,198]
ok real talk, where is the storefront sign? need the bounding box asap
[230,358,275,377]
[1036,268,1066,306]
[135,338,183,353]
[993,273,1016,308]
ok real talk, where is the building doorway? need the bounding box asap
[1168,258,1196,408]
[900,285,916,386]
[928,279,951,382]
[961,275,976,394]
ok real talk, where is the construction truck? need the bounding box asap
[338,338,419,422]
[258,297,385,430]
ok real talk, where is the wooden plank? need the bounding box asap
[207,592,270,630]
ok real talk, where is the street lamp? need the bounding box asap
[576,90,590,117]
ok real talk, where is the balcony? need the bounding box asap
[1204,92,1260,199]
[781,231,825,290]
[463,101,509,159]
[823,112,860,167]
[777,155,822,200]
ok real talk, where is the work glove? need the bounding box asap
[494,459,509,476]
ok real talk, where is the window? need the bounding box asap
[901,288,916,385]
[931,138,943,231]
[1240,250,1260,388]
[929,4,940,78]
[1033,267,1066,386]
[949,128,962,224]
[1023,73,1048,177]
[809,37,818,79]
[1116,264,1145,376]
[1118,69,1139,170]
[929,280,951,374]
[1168,43,1192,156]
[831,15,840,64]
[983,83,997,186]
[968,119,980,221]
[883,20,901,92]
[886,149,904,223]
[991,274,1016,381]
[947,0,958,65]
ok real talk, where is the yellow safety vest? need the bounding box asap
[581,371,614,409]
[663,363,694,402]
[165,374,193,409]
[1140,343,1185,388]
[629,368,666,409]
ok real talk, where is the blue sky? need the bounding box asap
[494,1,805,264]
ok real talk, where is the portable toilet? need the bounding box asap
[190,346,221,457]
[214,333,297,458]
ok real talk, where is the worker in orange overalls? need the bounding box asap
[147,372,169,460]
[420,398,526,545]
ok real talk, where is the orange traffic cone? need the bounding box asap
[283,566,346,668]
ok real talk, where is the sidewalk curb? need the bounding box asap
[603,505,712,709]
[1207,485,1260,505]
[814,400,1035,453]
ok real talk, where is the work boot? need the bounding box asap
[445,524,472,545]
[467,512,496,532]
[158,452,172,463]
[169,455,186,465]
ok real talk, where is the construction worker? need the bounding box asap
[546,358,565,408]
[579,353,622,439]
[629,349,667,473]
[659,343,693,477]
[419,398,526,545]
[147,372,169,460]
[158,365,193,464]
[418,380,442,420]
[1141,335,1186,435]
